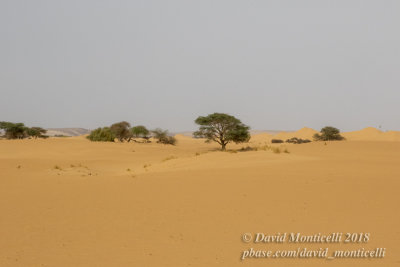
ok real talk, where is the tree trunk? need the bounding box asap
[221,143,226,151]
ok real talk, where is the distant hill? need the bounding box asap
[46,128,90,137]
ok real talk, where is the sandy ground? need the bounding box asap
[1,129,399,266]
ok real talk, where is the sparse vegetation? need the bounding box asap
[271,139,284,143]
[162,156,177,162]
[152,128,177,145]
[54,134,69,137]
[258,145,270,151]
[271,147,281,154]
[313,126,345,141]
[239,146,257,152]
[285,137,311,144]
[87,127,115,142]
[194,113,250,151]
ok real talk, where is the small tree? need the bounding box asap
[131,125,150,139]
[0,121,27,139]
[313,126,345,141]
[193,113,250,150]
[110,121,132,142]
[152,128,177,145]
[26,127,47,139]
[87,127,115,142]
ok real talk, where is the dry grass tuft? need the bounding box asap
[271,147,281,154]
[162,156,177,162]
[54,165,62,170]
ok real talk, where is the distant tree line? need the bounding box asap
[0,121,48,139]
[270,126,345,144]
[1,117,345,149]
[87,121,176,145]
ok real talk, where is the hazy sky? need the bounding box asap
[1,0,399,131]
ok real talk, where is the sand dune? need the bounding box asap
[250,127,400,143]
[1,130,399,266]
[342,127,400,141]
[250,127,317,144]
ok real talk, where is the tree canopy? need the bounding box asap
[26,127,47,138]
[193,113,250,150]
[131,125,150,139]
[313,126,345,141]
[110,121,132,142]
[87,127,115,142]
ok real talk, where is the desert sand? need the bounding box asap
[1,128,400,266]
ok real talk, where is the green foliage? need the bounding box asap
[110,121,132,142]
[87,127,115,142]
[152,128,177,145]
[26,127,47,138]
[0,122,48,139]
[131,125,150,139]
[313,126,345,141]
[0,121,27,139]
[193,113,250,150]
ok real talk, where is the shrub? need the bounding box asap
[271,139,284,143]
[239,146,257,152]
[162,156,177,162]
[152,128,177,145]
[286,137,311,144]
[87,127,115,142]
[313,126,344,141]
[271,147,281,153]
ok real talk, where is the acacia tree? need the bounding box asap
[0,122,48,139]
[131,125,150,139]
[193,113,250,150]
[0,122,27,139]
[110,121,132,142]
[313,126,345,141]
[26,127,47,138]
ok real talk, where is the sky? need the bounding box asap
[1,0,399,132]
